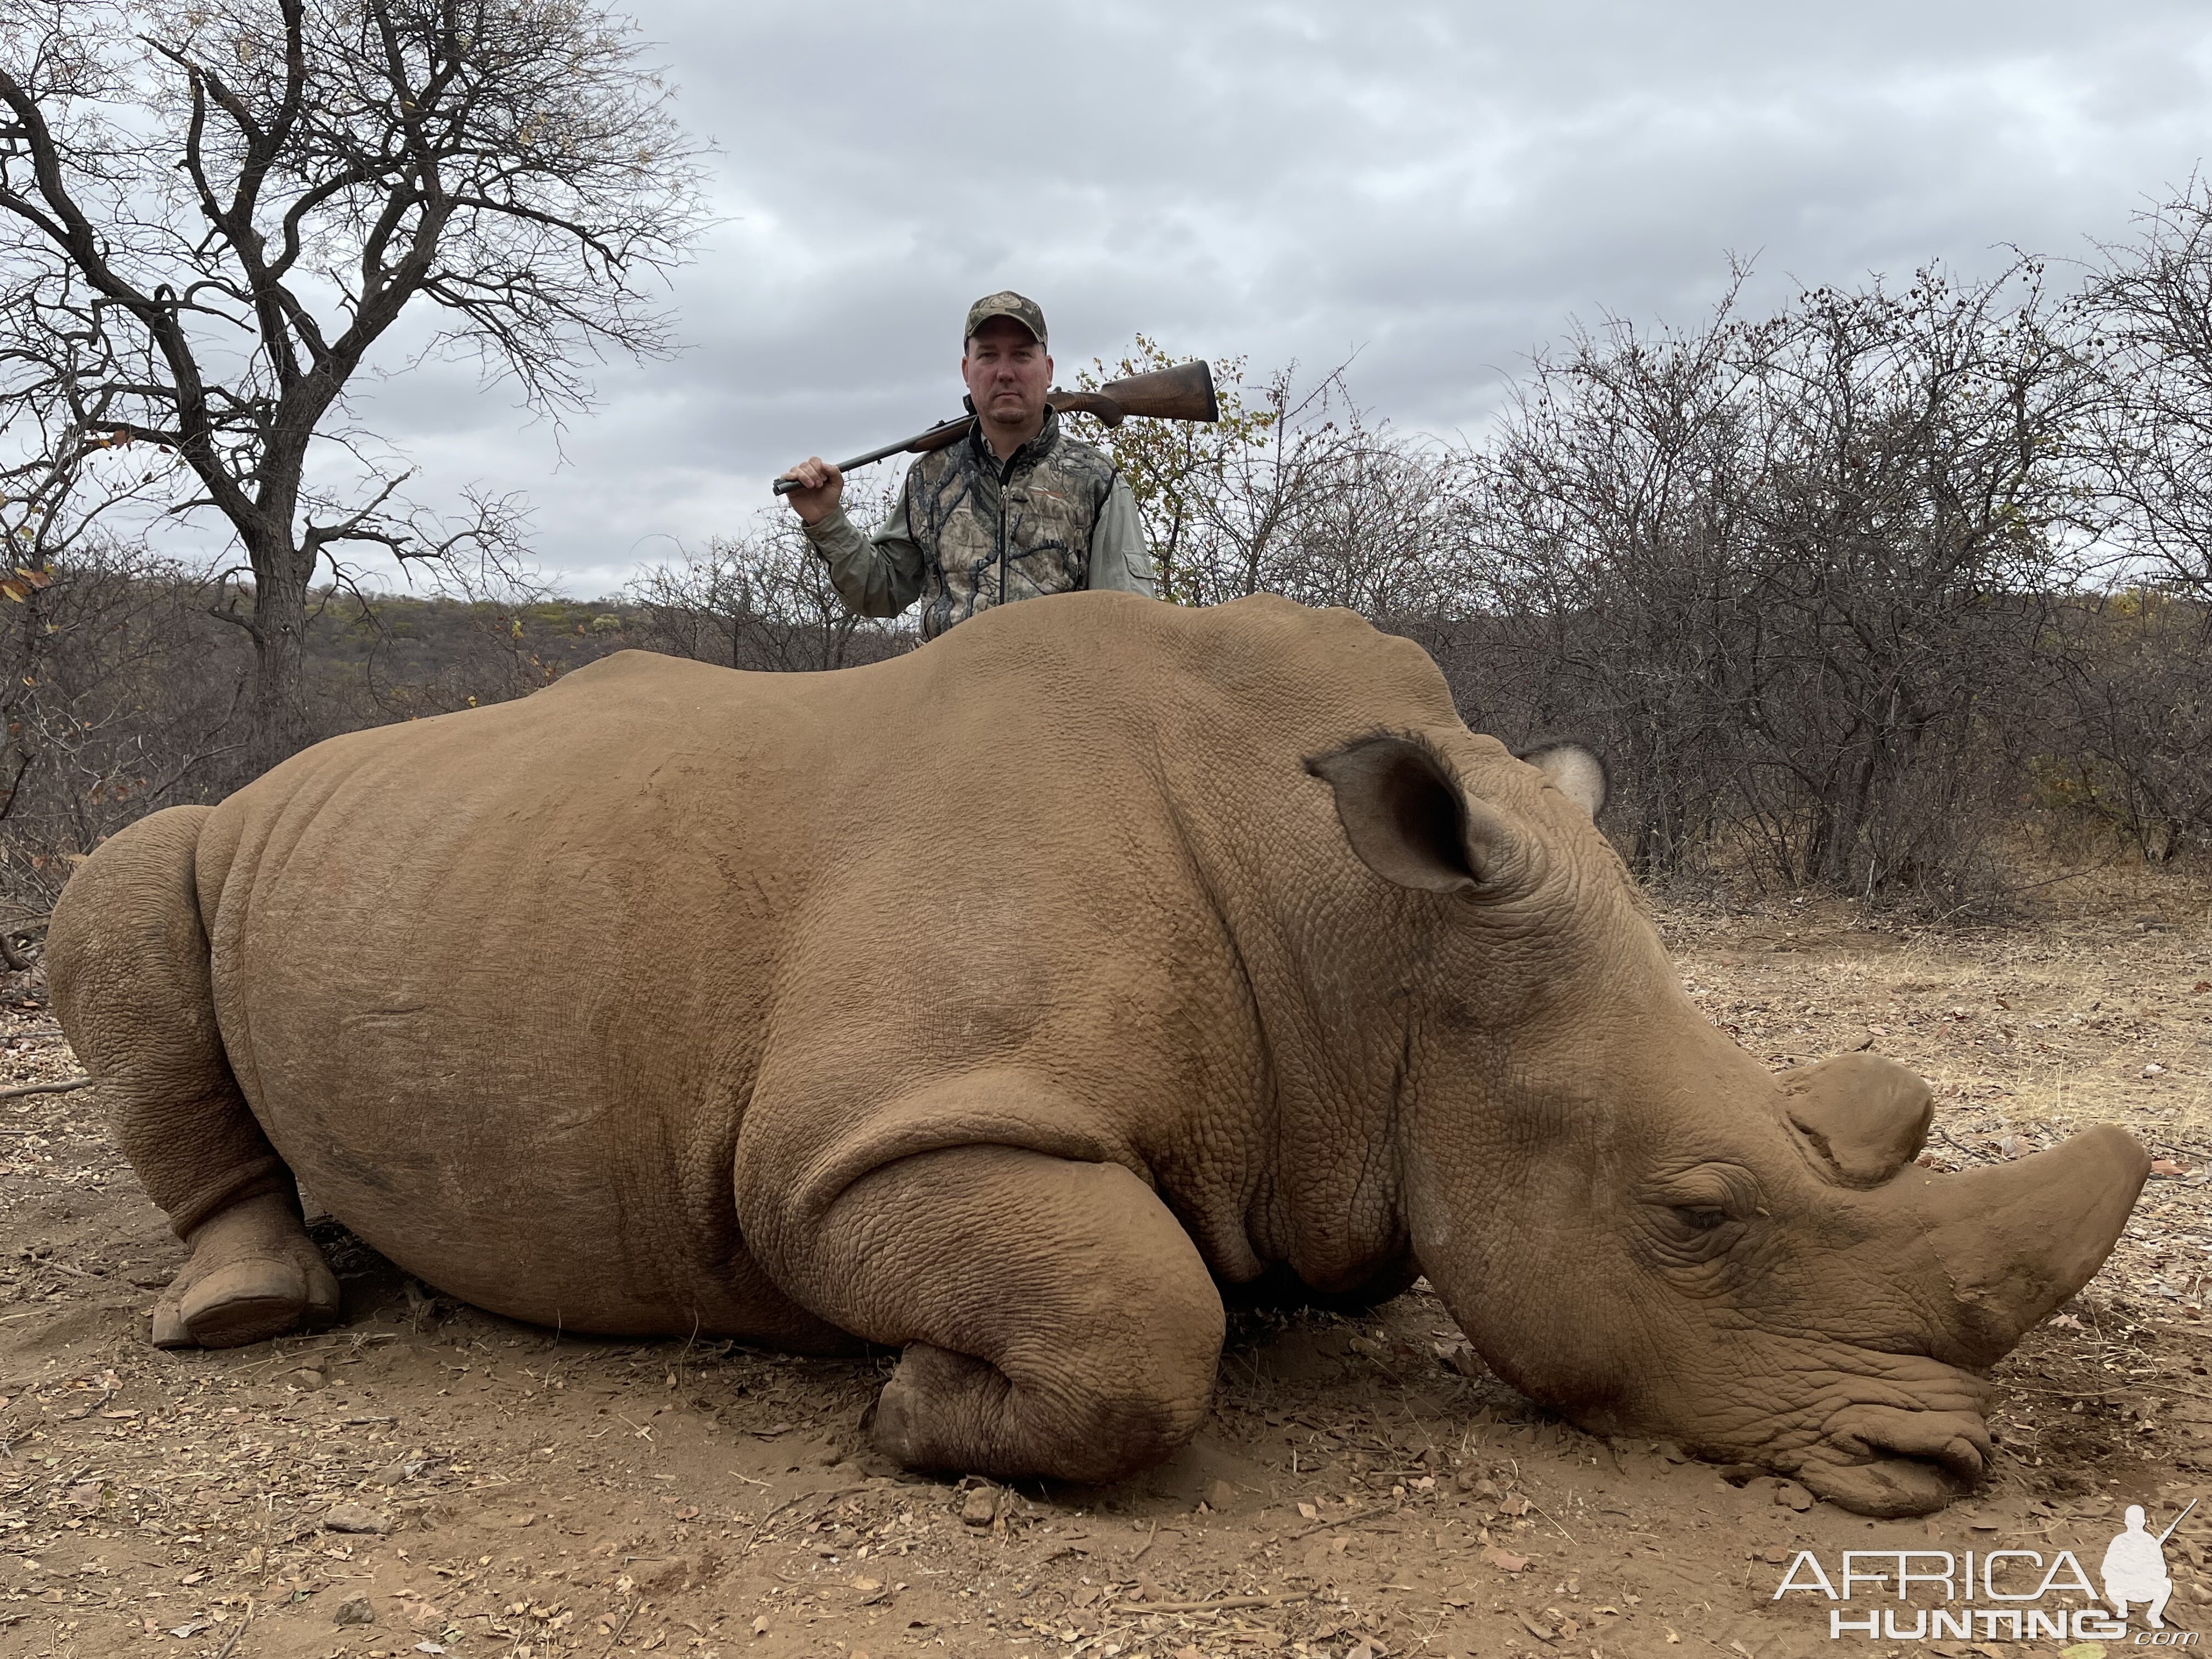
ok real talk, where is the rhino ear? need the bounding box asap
[1307,735,1520,894]
[1781,1053,1934,1188]
[1519,742,1607,819]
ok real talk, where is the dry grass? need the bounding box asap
[2,881,2208,1658]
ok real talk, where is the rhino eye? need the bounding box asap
[1641,1161,1762,1262]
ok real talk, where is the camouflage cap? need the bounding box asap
[964,290,1047,347]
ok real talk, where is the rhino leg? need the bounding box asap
[47,805,339,1350]
[789,1146,1226,1485]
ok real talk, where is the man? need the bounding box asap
[2101,1504,2175,1628]
[781,292,1156,639]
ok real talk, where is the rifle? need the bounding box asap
[2158,1498,2198,1545]
[771,360,1219,496]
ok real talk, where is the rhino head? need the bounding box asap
[1305,732,2147,1517]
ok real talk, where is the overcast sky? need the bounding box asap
[346,0,2212,598]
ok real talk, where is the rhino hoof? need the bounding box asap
[867,1343,1000,1470]
[177,1256,338,1349]
[150,1299,195,1350]
[866,1365,925,1466]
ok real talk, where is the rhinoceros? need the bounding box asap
[47,592,2145,1517]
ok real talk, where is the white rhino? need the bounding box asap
[47,592,2146,1517]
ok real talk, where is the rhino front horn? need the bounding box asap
[1914,1125,2149,1367]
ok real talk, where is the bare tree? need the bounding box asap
[1459,263,2101,902]
[1084,345,1469,618]
[1456,280,1773,876]
[2035,589,2212,862]
[628,500,910,674]
[0,540,247,901]
[1074,337,1278,605]
[2076,179,2212,599]
[0,0,707,771]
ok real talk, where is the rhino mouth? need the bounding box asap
[1773,1402,1994,1517]
[1625,1347,2001,1518]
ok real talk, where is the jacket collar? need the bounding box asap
[967,403,1061,478]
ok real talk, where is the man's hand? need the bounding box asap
[781,456,844,526]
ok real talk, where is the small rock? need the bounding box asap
[1204,1479,1236,1513]
[960,1487,998,1527]
[2142,1063,2167,1079]
[324,1502,387,1534]
[1775,1480,1815,1511]
[334,1596,375,1627]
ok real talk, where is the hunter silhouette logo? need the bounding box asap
[2103,1499,2196,1630]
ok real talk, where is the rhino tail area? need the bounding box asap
[47,804,338,1348]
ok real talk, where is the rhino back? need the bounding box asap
[193,649,862,1335]
[183,595,1470,1335]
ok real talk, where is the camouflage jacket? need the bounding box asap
[800,408,1156,639]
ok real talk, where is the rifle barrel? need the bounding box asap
[2158,1497,2198,1544]
[770,360,1216,497]
[771,417,970,496]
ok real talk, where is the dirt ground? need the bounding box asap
[4,877,2210,1659]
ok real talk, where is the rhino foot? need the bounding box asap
[865,1342,1002,1470]
[152,1193,341,1350]
[862,1335,1216,1486]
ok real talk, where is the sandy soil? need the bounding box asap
[3,880,2209,1659]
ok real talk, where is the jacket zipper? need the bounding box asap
[997,450,1013,608]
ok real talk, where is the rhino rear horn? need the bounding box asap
[1307,735,1525,895]
[1781,1053,1934,1187]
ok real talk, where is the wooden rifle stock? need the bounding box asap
[771,359,1218,496]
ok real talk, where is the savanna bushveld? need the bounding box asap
[0,4,2209,1659]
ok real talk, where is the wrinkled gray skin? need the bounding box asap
[46,593,2147,1519]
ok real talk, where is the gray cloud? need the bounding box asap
[333,0,2212,595]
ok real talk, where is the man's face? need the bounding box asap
[962,317,1052,433]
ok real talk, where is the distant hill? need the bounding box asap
[301,592,639,702]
